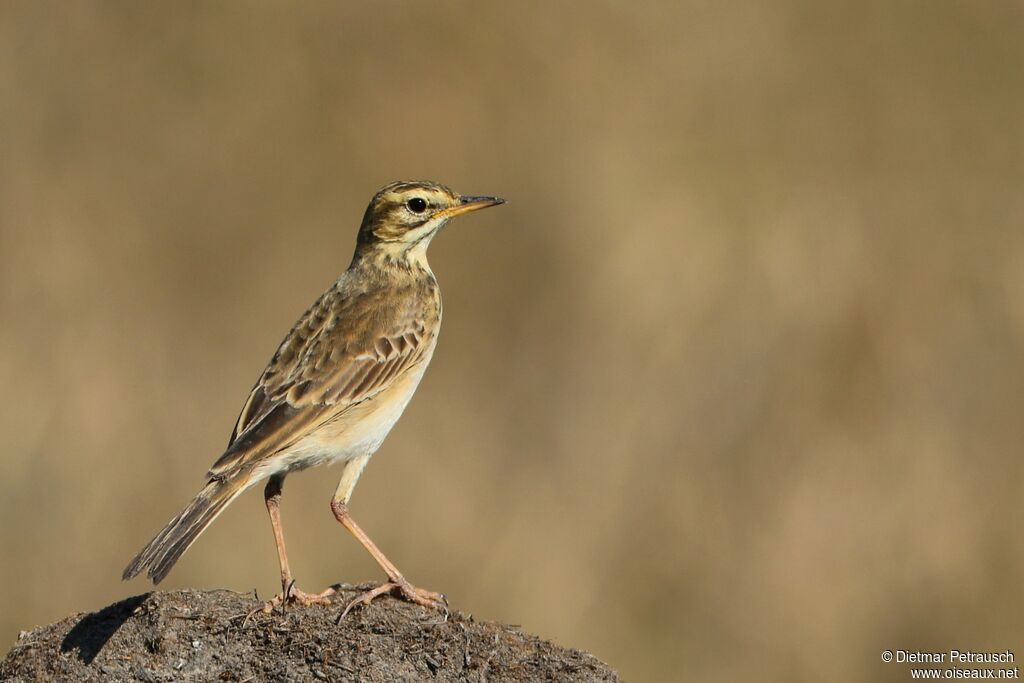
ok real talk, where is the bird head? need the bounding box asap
[356,181,504,261]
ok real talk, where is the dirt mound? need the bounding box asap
[1,587,620,682]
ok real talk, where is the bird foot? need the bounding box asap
[260,583,336,614]
[270,585,333,610]
[338,580,446,620]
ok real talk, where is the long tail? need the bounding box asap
[123,473,251,584]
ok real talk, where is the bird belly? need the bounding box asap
[254,359,431,478]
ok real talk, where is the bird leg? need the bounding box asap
[328,457,445,617]
[330,499,446,618]
[261,475,335,611]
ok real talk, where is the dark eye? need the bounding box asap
[407,197,427,214]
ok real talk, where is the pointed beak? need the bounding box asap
[438,195,506,219]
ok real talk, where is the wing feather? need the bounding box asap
[210,278,437,478]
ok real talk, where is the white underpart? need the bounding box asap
[402,217,448,268]
[250,352,434,481]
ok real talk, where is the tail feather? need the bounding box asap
[123,475,250,584]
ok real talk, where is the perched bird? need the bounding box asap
[123,180,505,612]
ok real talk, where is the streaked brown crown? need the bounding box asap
[356,180,505,250]
[358,181,458,244]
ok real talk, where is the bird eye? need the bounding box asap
[407,197,427,214]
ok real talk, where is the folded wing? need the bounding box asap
[208,285,432,478]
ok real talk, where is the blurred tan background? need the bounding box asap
[2,2,1024,681]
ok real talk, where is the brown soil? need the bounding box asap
[1,587,620,682]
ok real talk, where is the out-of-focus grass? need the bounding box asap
[2,2,1023,681]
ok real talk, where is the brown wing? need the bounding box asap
[208,278,436,478]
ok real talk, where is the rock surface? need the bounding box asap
[1,587,620,682]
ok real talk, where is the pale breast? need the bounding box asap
[252,340,437,478]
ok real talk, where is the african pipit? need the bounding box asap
[123,181,505,612]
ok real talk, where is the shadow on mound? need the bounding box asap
[60,593,151,664]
